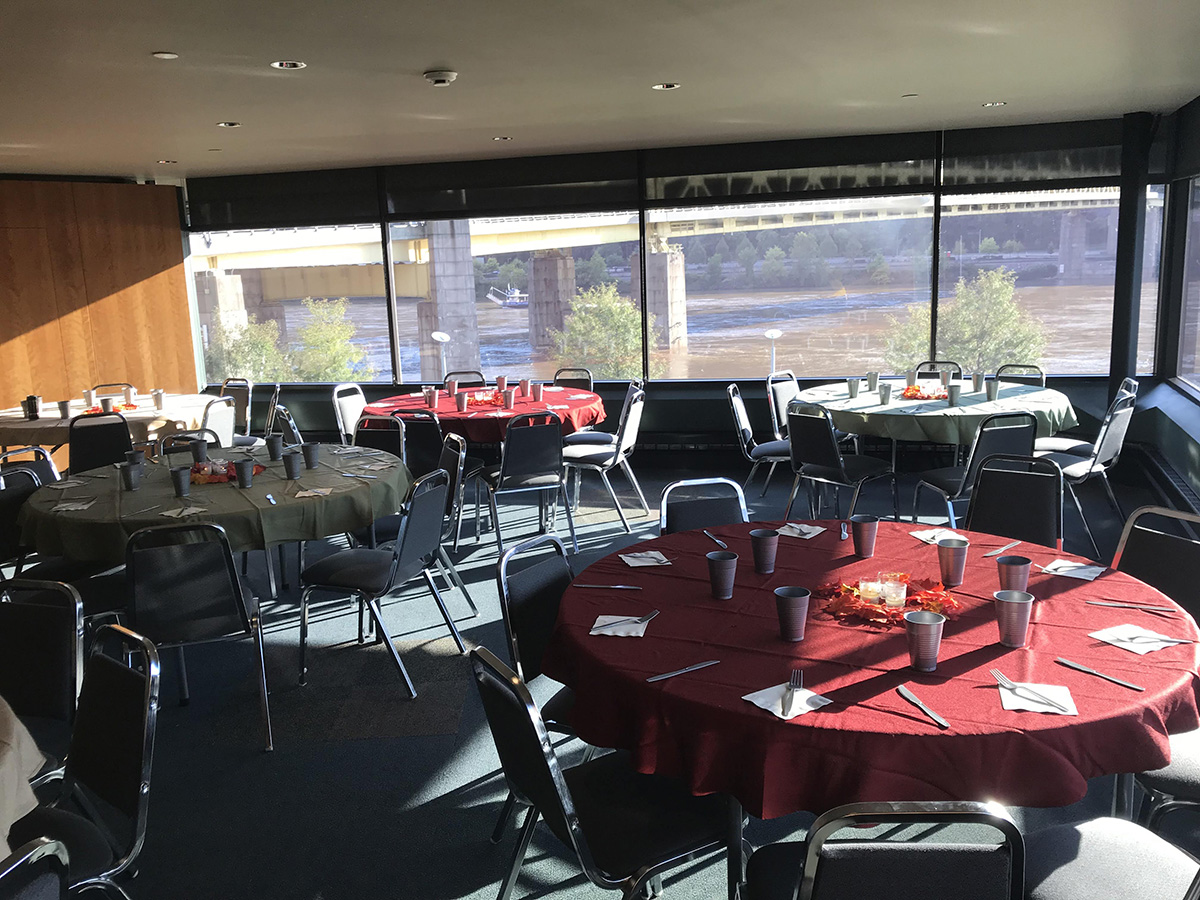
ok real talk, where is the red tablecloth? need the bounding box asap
[364,387,605,442]
[542,521,1200,819]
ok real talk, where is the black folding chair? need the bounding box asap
[67,413,132,474]
[444,370,486,389]
[126,523,273,751]
[332,383,368,444]
[299,469,467,697]
[402,410,445,478]
[0,446,60,491]
[727,384,791,496]
[0,467,44,576]
[995,363,1046,387]
[563,389,649,533]
[784,404,896,521]
[915,360,963,378]
[552,367,594,391]
[219,377,264,447]
[965,454,1064,550]
[7,624,159,900]
[272,404,304,445]
[471,647,742,900]
[659,477,749,535]
[0,838,70,900]
[353,414,405,459]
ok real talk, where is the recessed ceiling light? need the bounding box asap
[492,136,512,142]
[156,159,177,164]
[151,51,179,60]
[901,93,919,99]
[270,60,306,70]
[651,82,681,91]
[216,121,241,128]
[982,100,1007,107]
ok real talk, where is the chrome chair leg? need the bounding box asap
[436,547,478,616]
[783,475,802,519]
[298,587,312,685]
[620,458,650,513]
[366,597,417,698]
[558,484,579,552]
[490,793,518,844]
[1100,471,1125,520]
[488,490,505,553]
[252,615,274,752]
[497,806,540,900]
[758,460,778,497]
[743,461,761,492]
[423,568,466,653]
[175,645,190,706]
[892,474,900,522]
[1067,482,1101,559]
[599,469,631,533]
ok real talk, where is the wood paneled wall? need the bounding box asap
[0,181,198,411]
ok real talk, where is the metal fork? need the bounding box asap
[989,668,1069,713]
[783,669,803,717]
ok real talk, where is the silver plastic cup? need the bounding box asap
[878,383,892,406]
[234,458,255,488]
[532,383,544,402]
[495,376,508,393]
[937,537,970,587]
[905,609,946,672]
[986,379,1000,401]
[455,392,469,412]
[152,389,165,410]
[906,370,917,387]
[994,590,1035,648]
[749,528,780,574]
[866,371,879,392]
[997,555,1032,592]
[940,370,951,388]
[170,465,191,498]
[706,550,738,600]
[947,384,962,407]
[125,449,145,477]
[266,434,284,461]
[189,439,208,464]
[117,461,140,492]
[301,442,320,469]
[774,586,812,641]
[283,452,302,480]
[123,386,137,405]
[972,373,986,392]
[846,377,860,399]
[424,387,438,408]
[100,397,113,413]
[57,400,71,418]
[83,389,96,408]
[850,514,879,558]
[445,378,458,397]
[503,389,516,410]
[519,378,531,398]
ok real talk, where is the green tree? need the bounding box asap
[866,251,891,285]
[843,235,864,260]
[549,283,651,380]
[979,236,1000,253]
[818,234,839,258]
[706,253,724,285]
[883,268,1046,374]
[713,235,732,258]
[737,243,758,281]
[755,229,780,253]
[688,241,708,264]
[575,248,610,289]
[203,312,290,383]
[290,297,377,382]
[759,246,787,287]
[498,258,528,291]
[1002,239,1025,254]
[790,232,829,286]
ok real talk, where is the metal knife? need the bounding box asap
[574,584,643,590]
[896,685,950,729]
[1085,600,1175,613]
[1055,657,1144,692]
[983,540,1021,558]
[646,660,720,683]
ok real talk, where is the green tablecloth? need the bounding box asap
[796,379,1079,445]
[19,444,412,564]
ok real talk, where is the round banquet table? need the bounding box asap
[18,444,412,564]
[0,393,216,449]
[1,695,41,852]
[363,386,606,443]
[541,521,1200,820]
[796,378,1079,445]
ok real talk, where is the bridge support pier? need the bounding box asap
[421,220,482,381]
[529,250,575,349]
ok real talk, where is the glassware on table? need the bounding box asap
[301,442,320,469]
[117,461,140,492]
[947,384,962,407]
[905,610,946,671]
[994,590,1035,648]
[986,378,1000,401]
[170,465,191,498]
[937,537,970,587]
[774,586,811,641]
[996,555,1032,592]
[850,514,878,558]
[519,378,531,398]
[531,383,544,402]
[972,373,986,392]
[57,400,71,419]
[878,383,892,405]
[880,574,908,608]
[866,371,879,392]
[282,452,302,480]
[706,551,738,600]
[846,377,860,399]
[749,528,779,574]
[455,392,469,412]
[266,434,284,461]
[858,577,883,603]
[496,375,508,393]
[152,388,165,410]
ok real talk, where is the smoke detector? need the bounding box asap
[423,69,458,87]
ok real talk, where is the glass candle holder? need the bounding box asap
[881,576,908,608]
[858,578,883,603]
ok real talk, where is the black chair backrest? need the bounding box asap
[995,364,1046,387]
[92,383,133,395]
[1,447,60,490]
[262,383,282,436]
[436,433,468,527]
[1112,506,1200,618]
[395,470,451,575]
[962,413,1037,493]
[966,455,1063,550]
[272,404,303,444]
[219,378,253,435]
[0,468,42,564]
[727,384,758,458]
[767,370,800,440]
[553,367,593,391]
[470,647,586,862]
[126,523,251,645]
[353,415,404,459]
[1092,392,1136,469]
[65,624,158,866]
[0,838,70,900]
[158,429,222,458]
[496,535,573,682]
[660,477,749,534]
[788,404,845,473]
[68,412,132,473]
[497,412,564,489]
[916,360,963,377]
[403,410,444,478]
[0,580,82,725]
[332,383,367,443]
[444,370,485,388]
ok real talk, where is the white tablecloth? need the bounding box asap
[0,394,214,449]
[1,695,42,852]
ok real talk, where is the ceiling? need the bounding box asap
[3,0,1199,181]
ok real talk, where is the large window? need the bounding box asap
[388,214,641,382]
[188,225,392,384]
[934,188,1120,375]
[1180,179,1200,389]
[644,196,935,378]
[1138,185,1166,374]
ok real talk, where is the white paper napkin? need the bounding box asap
[997,681,1078,716]
[1041,559,1106,581]
[487,410,508,417]
[296,488,333,498]
[567,393,593,400]
[160,506,207,518]
[910,528,963,544]
[359,462,396,471]
[51,498,96,512]
[42,480,88,490]
[778,523,825,539]
[589,615,650,637]
[620,550,672,567]
[545,404,569,410]
[1089,623,1191,655]
[743,684,833,720]
[542,386,565,392]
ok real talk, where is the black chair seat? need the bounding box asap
[481,466,562,489]
[917,466,967,496]
[352,514,403,549]
[1137,729,1200,797]
[801,454,891,484]
[1034,436,1093,456]
[541,685,576,735]
[561,750,727,880]
[1034,450,1104,480]
[8,806,114,884]
[562,444,618,467]
[750,439,790,460]
[19,561,128,617]
[301,548,395,595]
[743,840,803,900]
[563,431,617,447]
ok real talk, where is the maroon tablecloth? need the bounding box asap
[541,521,1200,819]
[364,387,605,442]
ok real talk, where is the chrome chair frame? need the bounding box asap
[965,454,1065,551]
[0,446,61,486]
[727,383,790,496]
[765,370,801,442]
[90,383,134,396]
[659,477,749,533]
[332,383,368,445]
[553,367,594,391]
[262,383,282,437]
[67,413,132,475]
[995,364,1047,387]
[219,377,254,436]
[564,389,649,533]
[0,837,70,899]
[0,467,44,576]
[915,360,964,377]
[199,396,237,449]
[272,404,304,445]
[444,370,486,389]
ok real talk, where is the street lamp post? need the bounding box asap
[765,329,783,373]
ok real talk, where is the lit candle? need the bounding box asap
[859,578,883,603]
